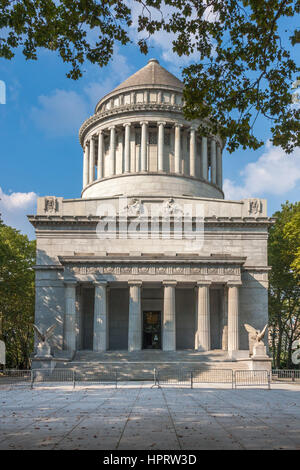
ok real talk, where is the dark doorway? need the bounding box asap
[143,311,161,349]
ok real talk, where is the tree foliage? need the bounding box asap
[268,201,300,368]
[0,223,36,369]
[0,0,299,154]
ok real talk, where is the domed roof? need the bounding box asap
[113,58,184,92]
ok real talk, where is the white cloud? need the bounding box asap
[30,50,133,135]
[224,141,300,200]
[0,187,37,238]
[127,0,216,71]
[31,89,89,136]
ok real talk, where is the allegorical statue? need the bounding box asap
[33,324,56,357]
[244,323,268,356]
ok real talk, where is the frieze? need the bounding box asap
[67,264,241,276]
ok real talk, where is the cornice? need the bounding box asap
[28,214,276,228]
[79,103,184,145]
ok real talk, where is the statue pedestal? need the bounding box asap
[249,343,272,371]
[34,342,52,358]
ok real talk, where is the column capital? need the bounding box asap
[128,280,143,287]
[190,126,197,132]
[174,123,183,128]
[162,280,177,287]
[140,121,149,126]
[123,122,131,128]
[94,281,107,287]
[108,125,116,130]
[196,281,212,287]
[157,121,166,126]
[98,129,103,135]
[227,281,242,287]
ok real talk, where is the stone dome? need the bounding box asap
[79,59,224,200]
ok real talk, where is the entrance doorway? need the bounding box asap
[143,311,161,349]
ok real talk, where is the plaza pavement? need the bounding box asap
[0,382,300,450]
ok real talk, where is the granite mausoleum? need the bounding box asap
[29,59,273,369]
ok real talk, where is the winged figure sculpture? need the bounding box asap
[244,323,268,356]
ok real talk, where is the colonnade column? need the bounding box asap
[89,136,95,183]
[97,131,104,179]
[140,121,148,172]
[83,143,89,188]
[189,127,196,177]
[227,283,240,353]
[93,282,107,352]
[195,282,211,351]
[210,139,217,184]
[157,121,166,171]
[64,281,77,352]
[128,281,142,351]
[162,281,177,351]
[201,136,208,180]
[109,126,116,176]
[124,123,131,173]
[174,124,182,173]
[216,144,223,188]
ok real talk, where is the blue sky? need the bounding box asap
[0,3,299,240]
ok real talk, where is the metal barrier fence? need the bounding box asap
[0,367,282,390]
[234,370,270,389]
[272,369,300,382]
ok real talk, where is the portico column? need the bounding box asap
[195,282,211,351]
[227,283,240,352]
[216,144,223,188]
[201,136,208,180]
[97,131,104,179]
[157,121,166,171]
[174,124,182,173]
[140,121,148,172]
[89,136,95,183]
[93,282,107,351]
[123,123,131,173]
[163,281,177,351]
[210,139,217,184]
[128,281,142,351]
[189,127,196,177]
[83,143,89,187]
[109,126,116,176]
[64,281,77,352]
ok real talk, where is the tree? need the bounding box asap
[268,201,300,368]
[0,224,36,369]
[0,0,299,153]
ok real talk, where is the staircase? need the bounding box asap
[54,350,251,381]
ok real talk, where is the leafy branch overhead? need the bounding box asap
[0,0,299,153]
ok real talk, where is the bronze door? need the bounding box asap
[143,311,161,349]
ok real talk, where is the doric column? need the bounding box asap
[140,121,148,172]
[93,282,107,352]
[128,281,142,351]
[174,124,182,173]
[109,126,116,176]
[123,123,131,173]
[216,143,223,188]
[227,283,240,352]
[89,136,95,183]
[97,131,104,179]
[189,127,196,177]
[83,143,89,188]
[163,281,177,351]
[195,282,211,351]
[157,121,166,172]
[64,281,77,352]
[210,139,217,184]
[201,136,208,180]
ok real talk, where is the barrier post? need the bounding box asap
[115,371,118,389]
[190,371,193,389]
[73,370,76,390]
[30,370,34,390]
